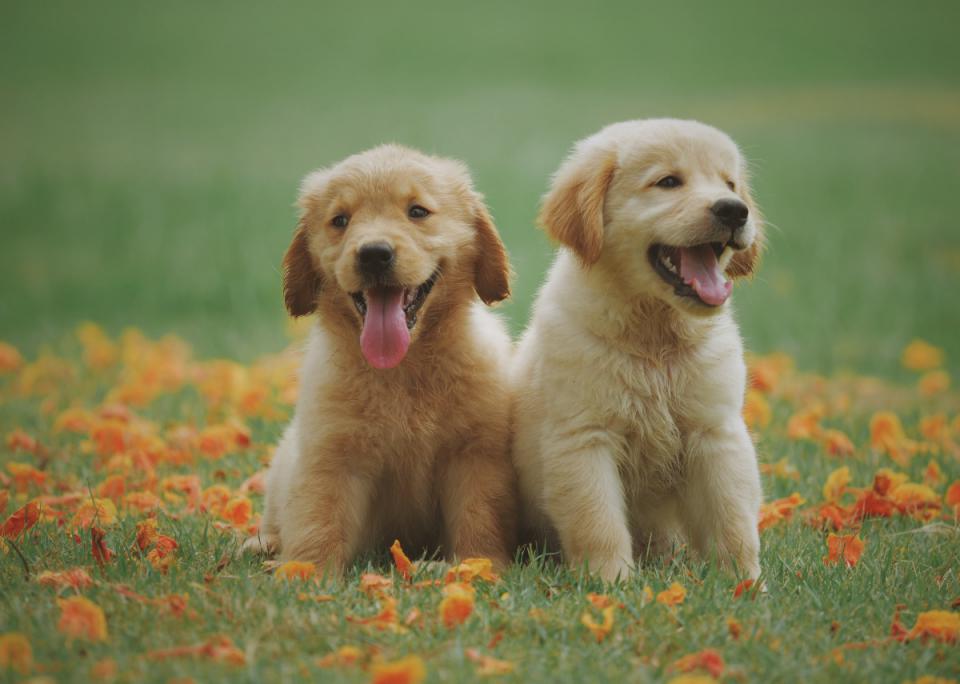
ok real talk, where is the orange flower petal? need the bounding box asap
[274,561,316,582]
[0,342,23,373]
[317,645,365,668]
[727,617,742,640]
[581,604,615,642]
[586,592,615,609]
[822,429,855,457]
[786,408,823,441]
[465,648,514,676]
[670,648,725,679]
[0,633,32,674]
[445,557,499,584]
[822,467,851,501]
[733,579,755,599]
[901,339,944,371]
[656,582,687,607]
[945,481,960,513]
[370,655,426,684]
[758,493,805,531]
[823,533,865,567]
[201,484,232,515]
[1,501,41,538]
[71,498,117,529]
[135,518,159,551]
[906,610,960,643]
[347,596,400,631]
[6,430,41,454]
[146,635,245,665]
[891,483,940,514]
[91,526,114,567]
[361,573,394,595]
[918,371,950,397]
[57,596,108,642]
[439,582,475,628]
[221,496,252,527]
[37,568,95,591]
[742,390,771,429]
[390,539,416,580]
[6,461,46,493]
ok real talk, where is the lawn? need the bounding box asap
[1,1,960,682]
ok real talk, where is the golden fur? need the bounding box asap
[512,119,764,581]
[247,144,517,572]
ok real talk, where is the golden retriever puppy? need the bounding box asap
[246,144,517,572]
[512,119,764,581]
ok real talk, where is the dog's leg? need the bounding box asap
[244,423,295,557]
[442,439,516,570]
[679,422,762,579]
[243,489,280,556]
[280,465,373,577]
[543,438,632,582]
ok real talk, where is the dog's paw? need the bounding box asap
[241,533,279,556]
[585,556,632,584]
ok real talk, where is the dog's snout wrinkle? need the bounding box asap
[357,241,396,278]
[711,198,748,230]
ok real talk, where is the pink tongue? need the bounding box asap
[360,288,410,369]
[679,245,733,306]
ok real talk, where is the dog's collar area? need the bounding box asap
[648,243,728,308]
[350,269,440,330]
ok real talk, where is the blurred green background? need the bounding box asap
[2,0,958,376]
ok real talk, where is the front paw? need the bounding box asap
[574,555,631,583]
[242,533,279,556]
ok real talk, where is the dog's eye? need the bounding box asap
[331,215,350,229]
[726,180,736,191]
[408,205,431,219]
[655,175,683,189]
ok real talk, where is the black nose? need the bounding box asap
[711,198,749,230]
[357,242,395,277]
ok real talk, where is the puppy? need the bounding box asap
[512,119,764,581]
[247,144,517,572]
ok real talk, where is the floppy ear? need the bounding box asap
[282,220,323,317]
[472,200,511,305]
[537,144,617,265]
[725,178,765,279]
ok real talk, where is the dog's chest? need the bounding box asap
[606,353,690,491]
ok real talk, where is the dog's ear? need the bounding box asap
[282,220,323,317]
[726,176,764,279]
[538,143,617,265]
[472,199,511,305]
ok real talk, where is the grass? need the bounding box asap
[1,0,960,681]
[0,334,958,683]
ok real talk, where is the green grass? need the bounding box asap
[0,339,958,683]
[2,1,960,682]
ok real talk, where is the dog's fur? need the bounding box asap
[512,119,764,581]
[247,145,517,572]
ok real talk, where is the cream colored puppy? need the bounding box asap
[246,145,517,572]
[513,119,764,581]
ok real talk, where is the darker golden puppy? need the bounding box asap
[247,145,518,572]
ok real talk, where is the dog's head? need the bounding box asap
[283,144,510,369]
[539,119,763,315]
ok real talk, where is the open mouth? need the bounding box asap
[350,270,439,330]
[349,270,440,369]
[648,241,733,307]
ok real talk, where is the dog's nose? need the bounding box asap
[357,242,395,277]
[711,198,749,230]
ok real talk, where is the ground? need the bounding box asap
[1,1,959,682]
